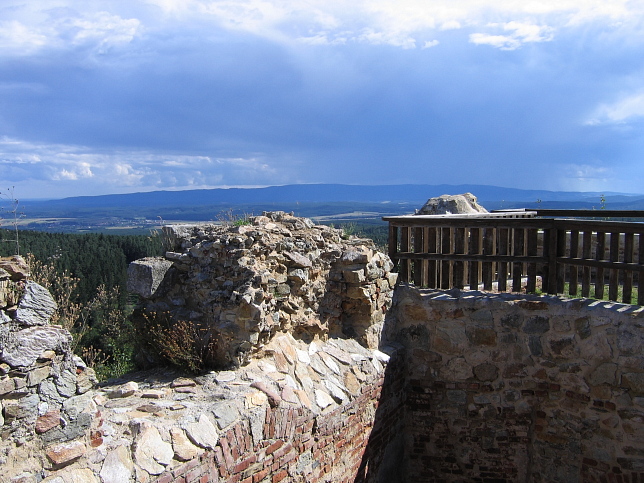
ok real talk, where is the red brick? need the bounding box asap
[186,467,202,483]
[233,455,257,474]
[272,470,288,483]
[219,437,235,470]
[273,443,292,460]
[266,440,284,455]
[156,474,174,483]
[253,467,270,482]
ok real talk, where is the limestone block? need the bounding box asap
[27,365,50,386]
[161,225,193,251]
[473,363,499,382]
[56,369,77,398]
[314,389,334,409]
[126,257,173,299]
[284,251,312,268]
[622,373,644,394]
[3,394,39,420]
[132,421,173,475]
[183,413,219,450]
[0,325,71,368]
[42,468,98,483]
[100,445,134,483]
[523,315,550,334]
[346,286,371,301]
[212,401,239,429]
[15,282,57,327]
[76,367,97,395]
[343,270,365,284]
[108,381,138,398]
[439,356,473,381]
[341,249,371,264]
[0,376,15,395]
[63,393,95,420]
[170,427,202,461]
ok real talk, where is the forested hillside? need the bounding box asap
[0,229,164,379]
[0,229,163,302]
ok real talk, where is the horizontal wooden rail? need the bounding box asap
[385,211,644,305]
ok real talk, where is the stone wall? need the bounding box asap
[129,212,396,367]
[0,330,403,483]
[0,257,99,482]
[389,284,644,482]
[0,218,404,483]
[4,217,644,483]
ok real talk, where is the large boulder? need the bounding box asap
[416,193,488,215]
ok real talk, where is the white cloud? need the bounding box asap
[0,137,279,197]
[470,33,521,50]
[0,20,49,55]
[2,0,637,56]
[66,12,140,50]
[470,22,554,50]
[586,91,644,125]
[0,5,140,58]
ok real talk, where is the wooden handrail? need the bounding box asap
[385,210,644,305]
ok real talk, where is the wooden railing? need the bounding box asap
[383,210,644,305]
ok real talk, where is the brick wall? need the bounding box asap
[152,352,405,483]
[391,285,644,482]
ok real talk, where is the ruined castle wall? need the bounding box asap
[129,212,397,367]
[150,349,406,483]
[390,285,644,482]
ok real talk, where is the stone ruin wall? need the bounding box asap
[128,211,397,367]
[0,256,100,482]
[389,285,644,482]
[0,215,404,483]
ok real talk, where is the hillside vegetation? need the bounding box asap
[0,228,164,378]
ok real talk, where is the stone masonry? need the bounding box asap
[0,219,403,483]
[388,284,644,482]
[128,212,397,367]
[0,257,99,482]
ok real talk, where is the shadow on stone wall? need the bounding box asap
[353,308,408,483]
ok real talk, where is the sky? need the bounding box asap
[1,0,644,199]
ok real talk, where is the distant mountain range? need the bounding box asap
[18,184,644,224]
[27,183,644,206]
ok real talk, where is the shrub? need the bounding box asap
[133,311,220,373]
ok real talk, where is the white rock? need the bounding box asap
[323,380,348,404]
[215,371,236,383]
[314,389,334,409]
[132,422,174,475]
[171,427,202,461]
[296,349,311,364]
[318,352,340,375]
[109,381,139,398]
[372,349,390,363]
[257,360,277,373]
[100,445,133,483]
[0,326,72,367]
[15,281,57,326]
[183,413,219,450]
